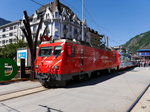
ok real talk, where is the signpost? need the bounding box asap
[0,58,18,81]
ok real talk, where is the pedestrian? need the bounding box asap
[140,61,143,67]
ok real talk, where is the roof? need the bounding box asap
[33,0,81,24]
[36,0,75,17]
[0,20,21,29]
[137,49,150,52]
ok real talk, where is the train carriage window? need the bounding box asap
[38,46,52,57]
[54,46,62,56]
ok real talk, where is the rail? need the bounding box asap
[127,83,150,112]
[0,86,47,102]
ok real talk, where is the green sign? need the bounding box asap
[0,58,18,81]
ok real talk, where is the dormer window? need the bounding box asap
[33,12,38,22]
[46,13,49,19]
[33,25,37,33]
[54,6,59,18]
[55,12,59,18]
[33,18,37,22]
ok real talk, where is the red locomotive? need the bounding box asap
[34,39,120,87]
[32,0,137,87]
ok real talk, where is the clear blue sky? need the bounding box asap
[0,0,150,46]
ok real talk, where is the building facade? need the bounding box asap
[0,20,22,47]
[137,49,150,59]
[0,0,103,47]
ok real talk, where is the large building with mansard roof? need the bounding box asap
[22,0,91,42]
[0,0,103,47]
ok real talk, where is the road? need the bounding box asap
[0,67,150,112]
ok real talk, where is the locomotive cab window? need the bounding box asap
[38,46,52,57]
[53,46,62,56]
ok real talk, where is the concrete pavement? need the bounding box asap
[131,84,150,112]
[0,80,41,95]
[0,67,150,112]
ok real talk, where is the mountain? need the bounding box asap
[0,17,11,26]
[123,31,150,53]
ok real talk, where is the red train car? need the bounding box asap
[35,39,120,87]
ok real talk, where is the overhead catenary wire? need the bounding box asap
[30,0,44,6]
[80,0,145,108]
[30,0,50,11]
[29,1,145,109]
[79,0,124,46]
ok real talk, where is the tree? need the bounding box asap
[21,11,47,80]
[0,40,26,59]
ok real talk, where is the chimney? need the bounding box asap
[52,0,61,13]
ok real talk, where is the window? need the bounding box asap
[6,40,8,43]
[38,46,52,57]
[10,26,13,30]
[54,31,59,38]
[55,21,59,27]
[33,18,37,23]
[33,25,37,33]
[13,32,17,36]
[6,33,9,37]
[74,29,78,35]
[2,40,5,44]
[2,34,6,38]
[63,25,68,34]
[3,29,5,32]
[46,13,49,19]
[9,39,12,43]
[9,33,13,36]
[14,26,17,29]
[55,12,59,18]
[64,25,67,30]
[53,46,62,56]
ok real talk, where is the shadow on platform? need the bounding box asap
[39,104,63,112]
[66,67,135,88]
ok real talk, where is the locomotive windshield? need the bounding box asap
[38,46,52,57]
[53,46,62,56]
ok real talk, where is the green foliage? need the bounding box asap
[0,40,26,59]
[123,31,150,53]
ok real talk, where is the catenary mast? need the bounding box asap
[82,0,84,41]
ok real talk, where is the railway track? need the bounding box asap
[0,86,47,102]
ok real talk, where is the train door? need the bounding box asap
[80,48,84,71]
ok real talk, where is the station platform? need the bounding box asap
[0,80,41,96]
[131,85,150,112]
[0,67,150,112]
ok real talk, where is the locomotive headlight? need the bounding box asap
[54,65,59,70]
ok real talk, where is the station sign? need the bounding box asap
[0,58,18,81]
[17,49,27,66]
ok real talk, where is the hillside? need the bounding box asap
[0,17,11,26]
[123,31,150,53]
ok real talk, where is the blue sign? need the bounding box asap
[138,52,150,56]
[18,52,27,59]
